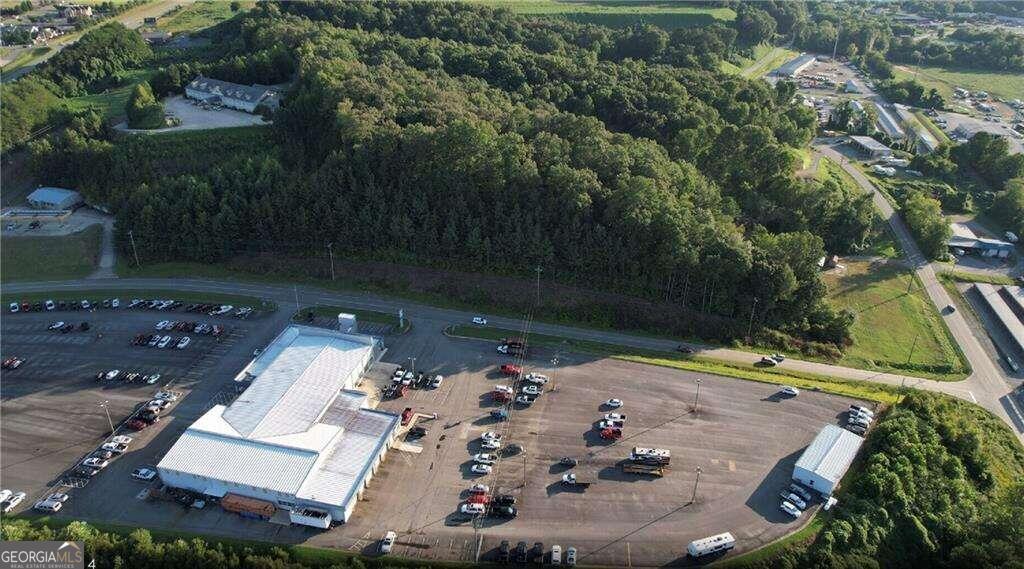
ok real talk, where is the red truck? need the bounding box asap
[600,428,622,440]
[500,364,522,376]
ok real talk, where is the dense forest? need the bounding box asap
[26,0,880,351]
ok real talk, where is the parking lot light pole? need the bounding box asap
[691,466,702,503]
[99,401,114,434]
[693,378,702,415]
[408,356,416,376]
[327,242,335,280]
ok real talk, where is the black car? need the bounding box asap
[95,371,106,381]
[499,443,523,458]
[102,299,111,308]
[676,344,694,354]
[559,457,578,467]
[529,542,544,564]
[33,302,43,311]
[498,540,511,563]
[492,494,516,507]
[515,541,528,563]
[60,323,75,333]
[79,322,90,331]
[492,506,518,518]
[73,466,99,477]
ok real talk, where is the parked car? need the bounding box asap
[780,501,802,518]
[604,398,623,408]
[157,335,173,349]
[676,344,694,354]
[111,435,133,445]
[2,491,25,513]
[565,547,577,566]
[82,457,109,469]
[498,540,511,563]
[460,502,486,515]
[48,321,66,331]
[176,336,191,349]
[473,453,497,465]
[469,483,489,494]
[515,542,528,564]
[789,483,813,503]
[760,356,778,366]
[849,405,874,417]
[771,353,786,363]
[9,302,18,313]
[131,467,158,481]
[481,438,501,450]
[101,442,128,454]
[145,373,162,385]
[430,375,444,388]
[127,419,149,431]
[780,386,800,397]
[471,464,493,475]
[596,420,624,429]
[551,545,562,565]
[153,391,177,402]
[780,492,807,510]
[604,413,626,421]
[515,395,535,405]
[524,373,549,384]
[34,499,63,513]
[45,300,55,311]
[491,505,517,518]
[44,492,69,503]
[559,457,578,467]
[379,531,397,554]
[72,466,99,478]
[500,364,522,376]
[472,317,487,325]
[104,369,121,381]
[521,384,542,396]
[0,490,12,503]
[481,431,501,442]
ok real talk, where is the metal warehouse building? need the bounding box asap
[792,424,864,496]
[26,187,83,210]
[157,325,398,527]
[774,53,815,77]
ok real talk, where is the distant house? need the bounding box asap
[185,76,272,114]
[849,135,893,158]
[27,187,83,210]
[57,4,93,20]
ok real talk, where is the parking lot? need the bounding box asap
[0,298,286,516]
[115,96,269,134]
[2,301,869,565]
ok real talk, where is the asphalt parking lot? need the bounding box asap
[3,304,868,566]
[0,301,286,513]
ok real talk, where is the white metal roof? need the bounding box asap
[158,428,319,494]
[976,283,1024,353]
[794,424,864,485]
[27,187,80,204]
[1007,286,1024,316]
[850,135,891,153]
[223,325,374,439]
[157,327,398,511]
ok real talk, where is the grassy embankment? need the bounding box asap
[157,0,254,34]
[62,69,155,121]
[1,225,102,282]
[0,46,50,74]
[0,289,277,312]
[292,304,409,333]
[448,324,901,403]
[736,45,799,78]
[470,0,734,29]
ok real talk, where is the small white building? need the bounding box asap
[157,325,397,526]
[792,424,864,496]
[185,76,271,113]
[26,187,83,210]
[849,135,893,158]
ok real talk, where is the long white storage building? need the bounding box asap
[157,324,398,527]
[792,424,864,496]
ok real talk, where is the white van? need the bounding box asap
[550,545,562,565]
[687,532,736,558]
[431,375,444,388]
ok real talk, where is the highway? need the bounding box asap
[815,141,1024,442]
[6,267,1023,444]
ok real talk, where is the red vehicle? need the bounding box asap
[492,390,512,402]
[600,428,622,440]
[2,357,23,369]
[500,364,522,376]
[401,407,414,426]
[466,493,489,504]
[127,419,149,431]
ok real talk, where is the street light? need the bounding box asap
[693,378,702,415]
[407,356,416,376]
[99,401,114,434]
[691,466,702,503]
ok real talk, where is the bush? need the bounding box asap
[126,81,165,129]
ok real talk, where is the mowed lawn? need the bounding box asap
[825,259,967,380]
[1,225,103,282]
[469,0,734,28]
[62,69,154,121]
[157,0,254,33]
[893,64,1024,102]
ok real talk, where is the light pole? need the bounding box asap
[747,297,758,339]
[693,378,702,416]
[99,401,114,434]
[327,242,335,281]
[408,356,416,376]
[534,266,542,307]
[691,466,702,503]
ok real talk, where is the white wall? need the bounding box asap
[792,466,834,496]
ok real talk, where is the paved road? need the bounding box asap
[7,269,1023,444]
[815,141,1024,442]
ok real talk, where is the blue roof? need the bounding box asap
[27,187,80,203]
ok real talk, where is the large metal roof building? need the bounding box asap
[157,325,398,527]
[26,187,83,210]
[792,424,864,496]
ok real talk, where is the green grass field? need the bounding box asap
[1,225,102,282]
[0,289,278,312]
[825,259,968,380]
[893,64,1024,103]
[738,45,798,78]
[62,69,155,120]
[157,0,253,33]
[469,0,734,28]
[293,304,408,331]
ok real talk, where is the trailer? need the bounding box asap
[561,473,594,487]
[221,493,276,520]
[622,463,666,476]
[289,508,332,529]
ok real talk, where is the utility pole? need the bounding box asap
[902,332,919,395]
[747,297,759,339]
[534,266,542,307]
[293,285,299,313]
[327,242,335,281]
[693,378,702,416]
[691,466,702,503]
[128,230,141,267]
[99,401,114,434]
